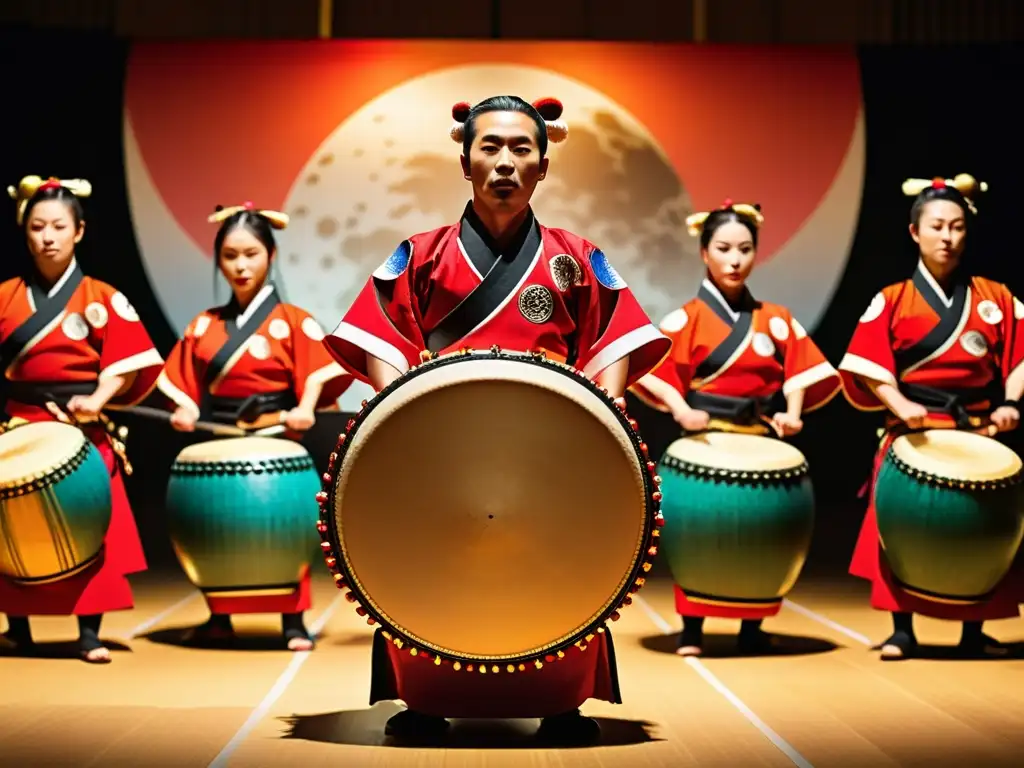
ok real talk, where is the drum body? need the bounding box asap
[317,349,662,670]
[658,432,815,608]
[0,421,113,583]
[166,436,321,595]
[874,429,1024,603]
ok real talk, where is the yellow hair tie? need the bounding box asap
[902,173,987,214]
[7,175,92,225]
[208,202,289,230]
[686,199,764,237]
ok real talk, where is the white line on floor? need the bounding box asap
[206,593,345,768]
[783,599,872,647]
[633,594,816,768]
[127,592,200,639]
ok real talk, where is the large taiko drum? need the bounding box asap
[874,429,1024,603]
[165,437,321,598]
[657,432,816,611]
[0,420,113,583]
[317,348,662,671]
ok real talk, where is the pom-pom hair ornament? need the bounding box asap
[685,198,765,237]
[901,173,988,214]
[207,200,289,230]
[449,98,569,145]
[7,175,92,225]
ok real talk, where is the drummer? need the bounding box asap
[323,95,671,743]
[838,174,1024,660]
[0,175,163,663]
[630,199,840,657]
[158,202,352,651]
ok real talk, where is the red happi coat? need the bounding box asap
[632,278,840,619]
[325,203,670,718]
[158,284,352,615]
[840,260,1024,620]
[0,258,162,616]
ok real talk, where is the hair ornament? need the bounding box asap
[685,198,764,237]
[208,201,289,230]
[902,173,988,214]
[448,97,569,145]
[7,175,92,225]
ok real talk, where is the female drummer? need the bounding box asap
[0,175,163,663]
[839,174,1023,660]
[158,202,352,651]
[631,199,841,657]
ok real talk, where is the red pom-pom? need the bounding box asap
[931,177,946,189]
[721,198,734,209]
[242,200,254,209]
[39,178,62,191]
[533,97,563,121]
[452,101,471,122]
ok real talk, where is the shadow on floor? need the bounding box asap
[279,702,661,749]
[0,638,131,659]
[138,623,321,652]
[640,630,840,658]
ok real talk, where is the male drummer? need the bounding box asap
[324,95,671,744]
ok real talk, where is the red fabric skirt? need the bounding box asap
[368,630,621,719]
[0,422,147,617]
[850,432,1022,621]
[203,566,312,615]
[674,585,782,620]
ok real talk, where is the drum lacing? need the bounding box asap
[0,441,92,498]
[170,455,315,475]
[660,455,809,484]
[887,450,1024,491]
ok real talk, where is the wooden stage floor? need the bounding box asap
[2,573,1023,767]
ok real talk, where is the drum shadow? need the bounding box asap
[0,638,131,660]
[138,624,322,652]
[640,631,839,658]
[870,639,1024,661]
[278,702,661,749]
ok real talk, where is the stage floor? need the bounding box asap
[2,574,1023,767]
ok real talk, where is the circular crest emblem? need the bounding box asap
[752,332,776,358]
[768,316,790,341]
[860,292,886,324]
[549,254,583,292]
[84,302,108,329]
[110,291,140,322]
[977,299,1003,325]
[248,334,272,360]
[61,312,90,342]
[959,330,988,358]
[518,284,554,324]
[192,315,211,337]
[269,318,291,340]
[302,316,326,341]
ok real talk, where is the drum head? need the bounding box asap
[175,436,309,463]
[327,353,653,662]
[665,431,806,472]
[891,430,1022,482]
[0,421,88,487]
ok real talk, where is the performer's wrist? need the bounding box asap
[999,398,1020,412]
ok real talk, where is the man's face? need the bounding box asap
[461,110,548,213]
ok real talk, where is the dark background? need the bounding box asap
[2,2,1023,576]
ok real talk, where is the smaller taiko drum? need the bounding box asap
[165,436,321,600]
[874,429,1024,603]
[0,420,113,583]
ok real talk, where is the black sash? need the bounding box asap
[425,203,542,354]
[202,288,281,391]
[693,282,762,381]
[685,389,785,425]
[898,381,1000,429]
[0,264,84,412]
[894,268,969,375]
[204,391,298,424]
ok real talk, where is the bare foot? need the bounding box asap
[287,635,314,651]
[880,643,905,660]
[676,644,702,657]
[82,646,112,664]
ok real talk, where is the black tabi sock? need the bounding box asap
[5,615,32,644]
[77,614,103,651]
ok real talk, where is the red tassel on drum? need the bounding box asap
[640,443,648,456]
[356,606,367,616]
[316,522,327,534]
[654,515,665,527]
[322,472,332,484]
[652,491,663,502]
[367,617,376,626]
[613,397,627,411]
[316,491,328,505]
[328,452,338,471]
[325,556,336,568]
[319,541,331,552]
[345,591,357,603]
[347,419,356,431]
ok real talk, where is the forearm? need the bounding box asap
[90,375,126,409]
[636,372,689,414]
[785,388,805,419]
[866,379,912,414]
[1005,366,1024,401]
[298,380,323,412]
[367,354,403,392]
[595,356,630,399]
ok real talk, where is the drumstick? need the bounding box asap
[111,405,249,436]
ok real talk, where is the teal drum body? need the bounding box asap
[657,432,815,612]
[874,429,1024,603]
[0,420,112,583]
[165,436,321,596]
